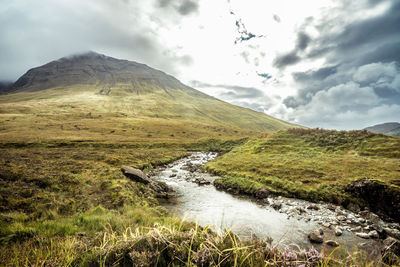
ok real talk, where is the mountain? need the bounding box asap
[365,122,400,136]
[0,52,297,143]
[6,51,195,95]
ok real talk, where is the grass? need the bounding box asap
[206,128,400,206]
[0,84,294,143]
[0,84,397,265]
[3,218,393,266]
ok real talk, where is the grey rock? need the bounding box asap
[368,230,379,239]
[356,232,370,239]
[322,223,331,228]
[325,240,339,247]
[337,215,347,221]
[346,202,360,213]
[327,204,336,211]
[121,166,150,184]
[384,228,400,240]
[335,227,343,236]
[307,204,320,210]
[271,201,282,210]
[194,177,211,185]
[351,226,362,232]
[308,230,324,243]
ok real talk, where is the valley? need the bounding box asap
[0,53,399,266]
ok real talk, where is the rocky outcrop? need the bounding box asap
[346,178,400,222]
[121,166,151,184]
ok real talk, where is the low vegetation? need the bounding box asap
[206,128,400,207]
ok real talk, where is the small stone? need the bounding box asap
[337,215,347,221]
[327,204,336,211]
[346,203,360,213]
[325,240,339,247]
[323,223,331,228]
[308,230,324,243]
[307,204,320,210]
[335,227,343,236]
[357,218,366,224]
[356,232,370,239]
[368,230,379,239]
[271,201,282,210]
[296,207,306,214]
[351,226,362,232]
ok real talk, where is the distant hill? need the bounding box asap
[365,122,400,136]
[0,52,297,142]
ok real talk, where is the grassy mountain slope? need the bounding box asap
[0,52,294,144]
[205,128,400,208]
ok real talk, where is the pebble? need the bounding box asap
[325,240,339,247]
[322,223,331,228]
[356,233,370,239]
[335,226,343,236]
[368,230,379,239]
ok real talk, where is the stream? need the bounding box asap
[151,152,397,254]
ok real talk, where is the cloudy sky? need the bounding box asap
[1,0,399,129]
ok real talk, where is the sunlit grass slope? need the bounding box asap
[205,128,400,204]
[0,83,294,143]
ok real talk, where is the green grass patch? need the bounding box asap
[206,128,400,205]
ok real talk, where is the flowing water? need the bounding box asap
[152,152,386,252]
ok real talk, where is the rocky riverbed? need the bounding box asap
[146,152,400,258]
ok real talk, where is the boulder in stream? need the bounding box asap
[308,229,324,243]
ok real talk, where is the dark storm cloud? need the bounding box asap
[177,0,199,15]
[156,0,199,15]
[190,80,265,99]
[279,0,400,129]
[273,51,301,69]
[272,31,312,69]
[296,32,311,51]
[292,0,400,69]
[0,0,192,81]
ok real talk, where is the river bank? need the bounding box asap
[149,152,400,260]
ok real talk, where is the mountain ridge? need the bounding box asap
[365,122,400,136]
[6,51,200,96]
